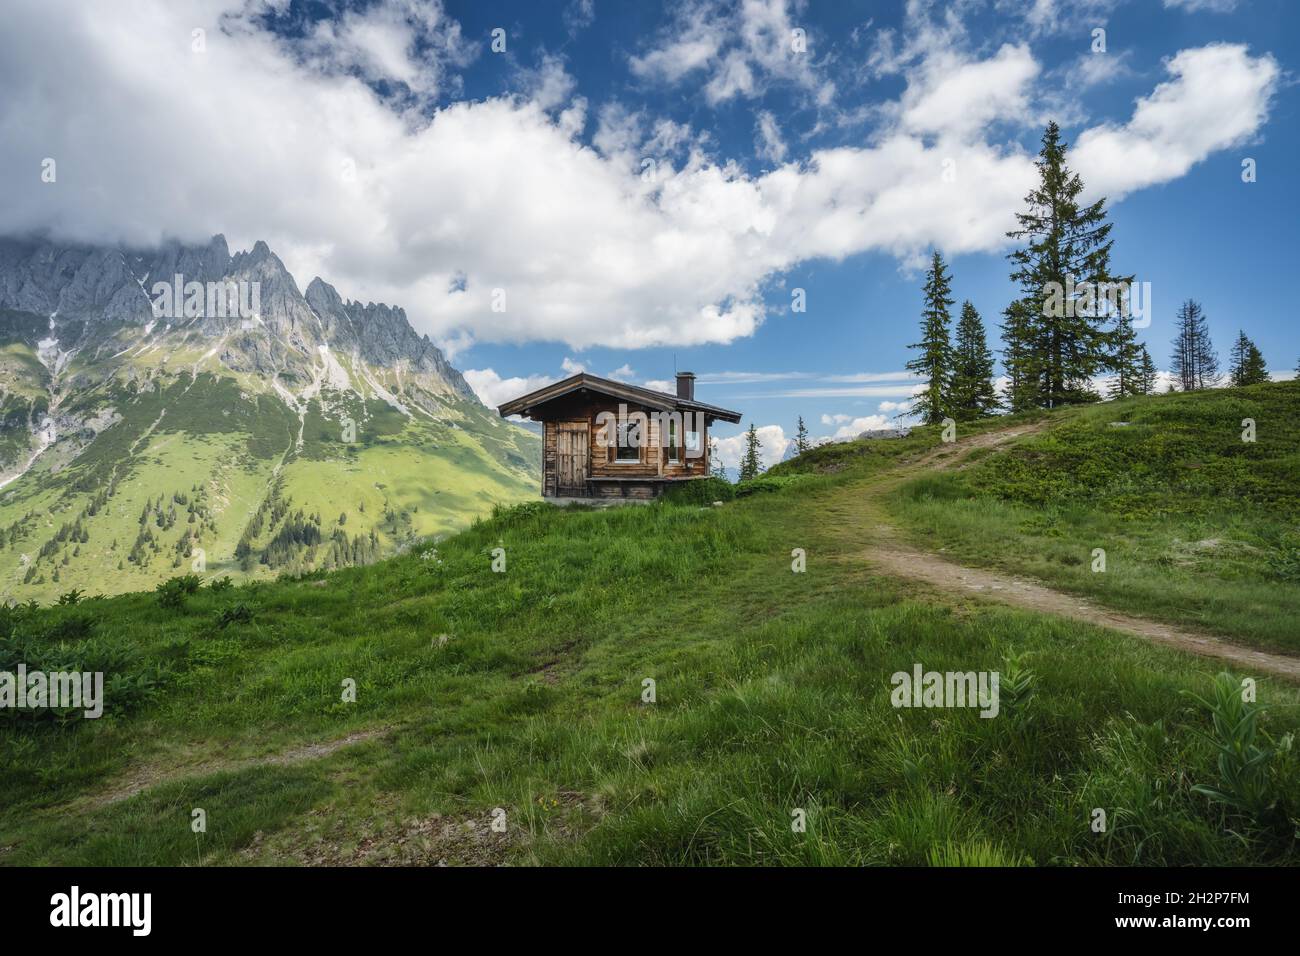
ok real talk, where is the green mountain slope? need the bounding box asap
[2,384,1297,866]
[0,236,539,601]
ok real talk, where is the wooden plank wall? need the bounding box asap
[537,395,713,496]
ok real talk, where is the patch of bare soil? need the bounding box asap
[244,790,595,866]
[248,807,515,867]
[866,542,1300,681]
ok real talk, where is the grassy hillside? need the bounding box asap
[888,382,1300,652]
[1,390,1298,866]
[0,369,540,602]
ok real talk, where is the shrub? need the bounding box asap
[215,603,254,629]
[0,627,166,724]
[174,574,204,594]
[156,578,189,611]
[209,576,234,592]
[489,500,550,523]
[662,477,735,506]
[1185,672,1294,840]
[734,474,810,497]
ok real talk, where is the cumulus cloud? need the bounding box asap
[825,414,890,439]
[893,43,1040,140]
[462,367,557,409]
[0,1,1280,356]
[1072,44,1279,199]
[714,423,789,470]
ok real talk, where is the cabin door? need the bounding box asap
[556,422,589,496]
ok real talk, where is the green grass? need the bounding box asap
[2,392,1298,866]
[890,381,1300,651]
[0,370,539,602]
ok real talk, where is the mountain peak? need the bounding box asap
[304,276,343,311]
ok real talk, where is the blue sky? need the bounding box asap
[2,0,1296,465]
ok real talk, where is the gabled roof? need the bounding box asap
[497,373,742,423]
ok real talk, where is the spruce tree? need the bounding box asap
[1171,300,1218,390]
[1245,342,1267,384]
[1108,313,1143,398]
[1007,122,1129,408]
[1137,345,1158,395]
[794,416,811,455]
[1229,330,1269,386]
[906,250,955,424]
[738,424,762,482]
[950,301,998,419]
[1000,300,1042,412]
[1228,331,1249,386]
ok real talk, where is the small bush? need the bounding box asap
[156,578,189,611]
[734,474,810,497]
[215,603,254,629]
[174,574,204,594]
[209,576,235,592]
[1185,672,1294,841]
[662,477,735,506]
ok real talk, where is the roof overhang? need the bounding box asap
[497,372,742,424]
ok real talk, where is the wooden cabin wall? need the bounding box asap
[533,393,713,495]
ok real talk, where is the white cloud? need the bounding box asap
[0,2,1279,357]
[631,0,832,107]
[296,0,474,105]
[1009,0,1123,36]
[894,43,1040,140]
[463,367,557,409]
[877,400,906,412]
[1163,0,1239,12]
[698,371,809,384]
[564,0,596,36]
[747,382,926,400]
[1072,44,1280,199]
[754,110,787,163]
[714,423,789,470]
[826,414,890,439]
[561,357,588,375]
[1061,50,1134,90]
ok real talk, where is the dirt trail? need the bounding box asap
[80,728,389,810]
[848,422,1300,682]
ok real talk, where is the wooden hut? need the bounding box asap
[498,372,742,500]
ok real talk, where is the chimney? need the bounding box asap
[676,371,696,401]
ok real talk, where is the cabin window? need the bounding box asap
[616,421,639,461]
[667,419,680,461]
[685,430,701,455]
